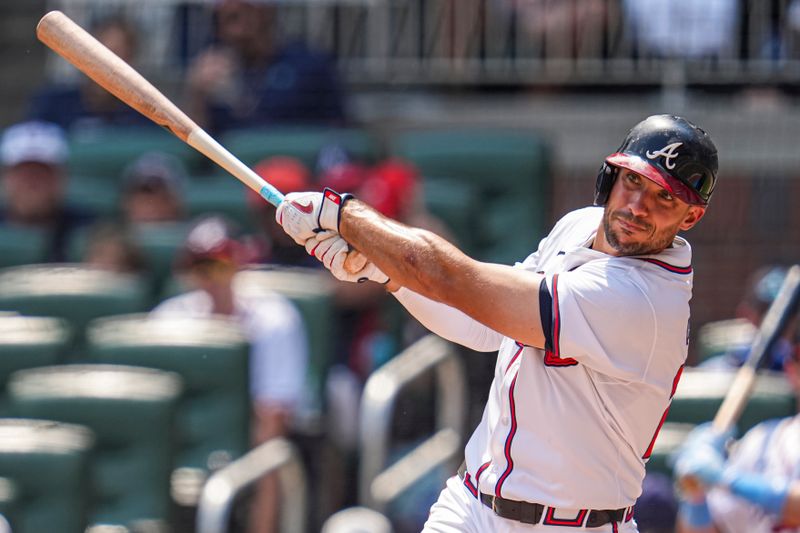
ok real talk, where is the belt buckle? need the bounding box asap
[491,496,499,514]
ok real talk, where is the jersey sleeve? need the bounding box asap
[540,262,658,380]
[393,287,504,352]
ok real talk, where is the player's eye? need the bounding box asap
[659,190,674,202]
[626,173,641,184]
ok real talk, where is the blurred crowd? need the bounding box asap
[0,1,799,533]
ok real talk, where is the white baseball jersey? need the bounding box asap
[708,414,800,533]
[152,288,309,407]
[399,206,693,515]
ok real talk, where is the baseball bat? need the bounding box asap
[36,10,366,272]
[711,263,800,433]
[36,10,284,207]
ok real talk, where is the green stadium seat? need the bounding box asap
[666,368,796,433]
[64,175,120,218]
[0,265,150,352]
[219,126,379,170]
[0,315,71,415]
[85,315,251,474]
[68,127,198,181]
[8,364,182,529]
[392,128,551,263]
[159,266,336,422]
[423,178,480,255]
[184,177,253,229]
[0,477,17,531]
[0,226,50,268]
[0,418,93,533]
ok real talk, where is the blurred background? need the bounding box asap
[0,1,798,532]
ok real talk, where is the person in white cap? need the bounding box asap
[0,120,94,262]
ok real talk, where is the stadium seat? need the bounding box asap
[85,315,251,474]
[219,126,379,170]
[0,418,93,533]
[0,265,150,352]
[392,128,551,263]
[8,364,182,529]
[422,178,480,255]
[0,226,50,268]
[183,176,253,230]
[159,266,336,423]
[64,174,120,218]
[0,315,70,415]
[67,126,198,181]
[666,368,796,433]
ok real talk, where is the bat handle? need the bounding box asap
[261,186,284,206]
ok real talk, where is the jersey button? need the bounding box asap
[501,416,509,425]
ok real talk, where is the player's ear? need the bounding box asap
[678,206,706,231]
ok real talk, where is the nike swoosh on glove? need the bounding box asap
[305,231,389,284]
[276,188,351,245]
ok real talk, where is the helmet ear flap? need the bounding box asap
[594,163,617,206]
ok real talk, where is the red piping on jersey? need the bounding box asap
[476,461,490,484]
[637,258,692,275]
[495,372,519,497]
[462,472,478,498]
[505,343,524,374]
[544,273,578,366]
[643,364,684,459]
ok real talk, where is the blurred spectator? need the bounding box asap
[28,17,151,133]
[0,121,94,262]
[151,215,308,533]
[184,0,347,134]
[701,265,793,371]
[120,152,187,224]
[622,0,739,58]
[497,0,613,59]
[248,155,319,267]
[82,221,146,274]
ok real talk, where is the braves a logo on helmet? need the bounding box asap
[646,142,682,170]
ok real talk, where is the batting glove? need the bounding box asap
[671,423,734,488]
[305,231,389,284]
[276,188,353,245]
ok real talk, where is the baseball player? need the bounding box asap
[672,344,800,533]
[276,114,717,532]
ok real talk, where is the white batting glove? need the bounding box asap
[305,232,389,284]
[275,188,352,245]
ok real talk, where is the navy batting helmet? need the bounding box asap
[594,115,718,206]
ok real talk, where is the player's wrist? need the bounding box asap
[319,188,355,233]
[679,498,713,528]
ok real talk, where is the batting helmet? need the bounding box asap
[594,114,718,206]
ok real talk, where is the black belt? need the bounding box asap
[458,464,626,528]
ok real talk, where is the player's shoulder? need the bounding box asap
[552,206,604,234]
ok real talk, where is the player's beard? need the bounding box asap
[602,208,679,257]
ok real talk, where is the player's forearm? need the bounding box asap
[340,200,469,305]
